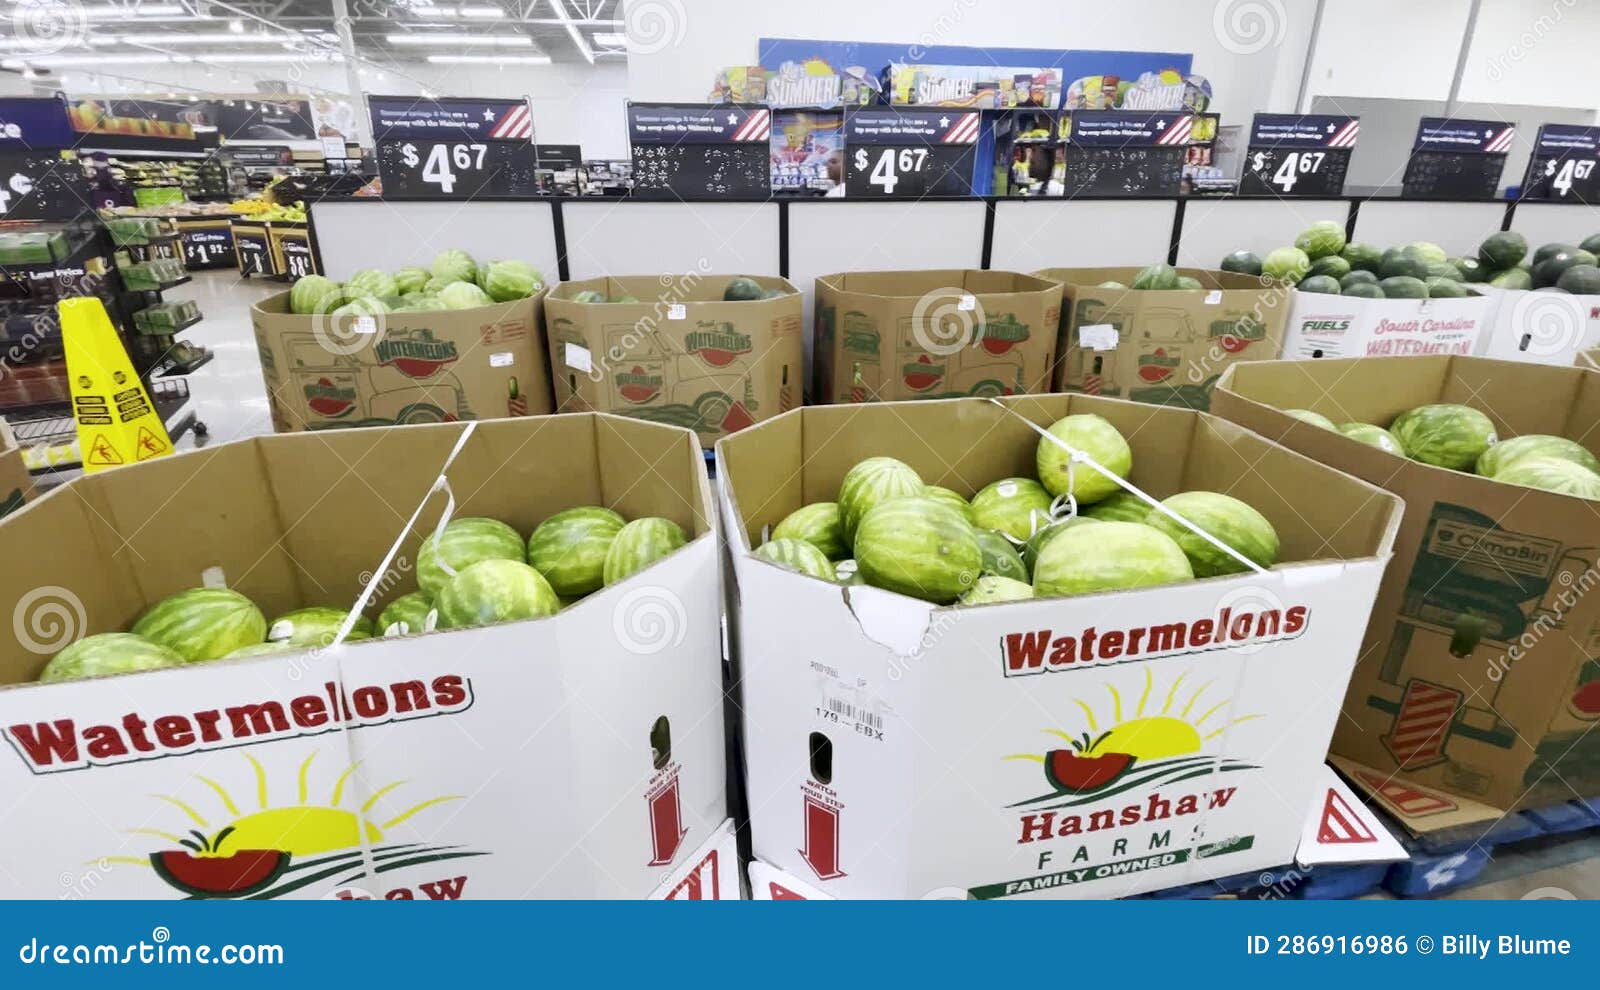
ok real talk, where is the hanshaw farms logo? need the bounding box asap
[375,329,460,379]
[977,313,1031,355]
[1207,316,1267,354]
[616,365,665,404]
[684,322,752,367]
[902,354,946,392]
[303,377,358,418]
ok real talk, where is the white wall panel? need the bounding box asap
[309,200,559,282]
[1508,202,1600,253]
[1177,198,1349,268]
[991,200,1174,272]
[1354,201,1508,257]
[561,202,779,280]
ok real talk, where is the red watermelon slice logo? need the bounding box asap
[978,313,1030,355]
[1136,348,1180,383]
[721,402,755,433]
[304,377,357,418]
[902,354,945,392]
[616,365,664,404]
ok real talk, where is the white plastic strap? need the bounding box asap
[987,399,1268,576]
[334,421,478,646]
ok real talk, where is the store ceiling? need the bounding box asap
[1,0,625,76]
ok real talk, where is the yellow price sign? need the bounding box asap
[60,297,174,473]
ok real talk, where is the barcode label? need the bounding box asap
[826,696,883,731]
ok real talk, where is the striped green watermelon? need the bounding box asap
[1285,409,1336,430]
[1035,414,1132,505]
[834,559,864,585]
[436,559,560,629]
[754,538,836,580]
[920,485,976,524]
[838,456,924,543]
[1337,422,1403,455]
[225,641,299,659]
[960,575,1035,605]
[39,633,183,683]
[1082,491,1150,523]
[1492,456,1600,499]
[527,506,625,597]
[1143,491,1279,578]
[1033,521,1193,597]
[1476,434,1600,479]
[974,528,1028,581]
[1391,404,1497,470]
[971,477,1053,541]
[378,591,435,637]
[1022,517,1099,574]
[771,502,849,560]
[267,606,373,647]
[603,517,688,585]
[132,588,267,662]
[417,517,526,598]
[854,496,981,604]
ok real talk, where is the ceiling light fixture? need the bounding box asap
[192,52,344,63]
[457,6,505,18]
[118,31,295,44]
[229,18,243,32]
[425,53,550,64]
[385,32,531,46]
[591,32,624,46]
[545,0,593,64]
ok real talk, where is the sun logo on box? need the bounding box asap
[1005,669,1261,810]
[100,751,483,899]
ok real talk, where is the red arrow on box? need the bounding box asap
[799,795,846,881]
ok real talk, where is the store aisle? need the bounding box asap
[161,269,281,450]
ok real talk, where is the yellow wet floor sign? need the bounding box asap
[60,297,173,473]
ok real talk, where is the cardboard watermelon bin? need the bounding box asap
[812,270,1062,405]
[545,275,802,449]
[1476,287,1600,366]
[0,413,732,899]
[1038,267,1286,411]
[1280,286,1494,360]
[717,395,1402,899]
[1213,356,1600,837]
[250,290,553,433]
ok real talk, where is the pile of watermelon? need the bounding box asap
[568,276,788,305]
[35,506,688,683]
[1283,402,1600,498]
[1221,220,1497,300]
[1466,231,1600,294]
[287,249,545,321]
[1088,264,1205,292]
[756,413,1281,605]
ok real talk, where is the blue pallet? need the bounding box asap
[1300,862,1389,900]
[1384,846,1492,897]
[1410,812,1542,855]
[1521,799,1600,836]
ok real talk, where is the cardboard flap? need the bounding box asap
[1331,755,1504,836]
[844,584,937,656]
[747,859,829,900]
[648,819,741,900]
[1296,764,1408,867]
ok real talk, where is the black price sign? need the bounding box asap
[842,108,978,197]
[180,226,234,269]
[279,236,314,280]
[1059,111,1190,197]
[234,232,270,276]
[376,138,538,199]
[1239,114,1357,196]
[1522,124,1600,203]
[628,103,772,199]
[0,150,91,221]
[1402,118,1514,199]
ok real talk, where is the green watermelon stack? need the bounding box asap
[1033,521,1193,597]
[1476,434,1600,479]
[436,559,560,629]
[1142,492,1280,578]
[417,517,527,597]
[960,576,1035,605]
[603,517,689,585]
[378,591,435,636]
[854,496,980,603]
[132,588,268,661]
[267,606,373,647]
[1082,491,1150,523]
[1492,457,1600,499]
[39,633,183,683]
[755,538,836,580]
[838,456,924,542]
[1035,414,1132,504]
[771,502,849,560]
[974,528,1028,582]
[1390,404,1497,471]
[920,486,976,524]
[970,477,1053,542]
[527,506,626,597]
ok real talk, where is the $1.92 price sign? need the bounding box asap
[376,138,537,199]
[1522,124,1600,203]
[1239,113,1357,197]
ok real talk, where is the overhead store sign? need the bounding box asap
[368,96,534,142]
[628,103,772,199]
[1057,110,1190,197]
[0,97,76,149]
[1402,117,1515,199]
[1064,110,1198,147]
[1239,113,1357,197]
[887,63,1062,109]
[628,104,772,143]
[1521,123,1600,203]
[842,107,979,198]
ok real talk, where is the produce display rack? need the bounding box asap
[233,217,317,281]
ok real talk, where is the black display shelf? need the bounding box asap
[133,311,203,336]
[152,347,212,378]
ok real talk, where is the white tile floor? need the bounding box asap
[162,269,1600,900]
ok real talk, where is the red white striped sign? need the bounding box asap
[487,102,533,140]
[941,112,980,144]
[1326,120,1360,148]
[1485,126,1516,153]
[1381,679,1461,768]
[732,108,771,142]
[1157,116,1193,146]
[1317,787,1377,844]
